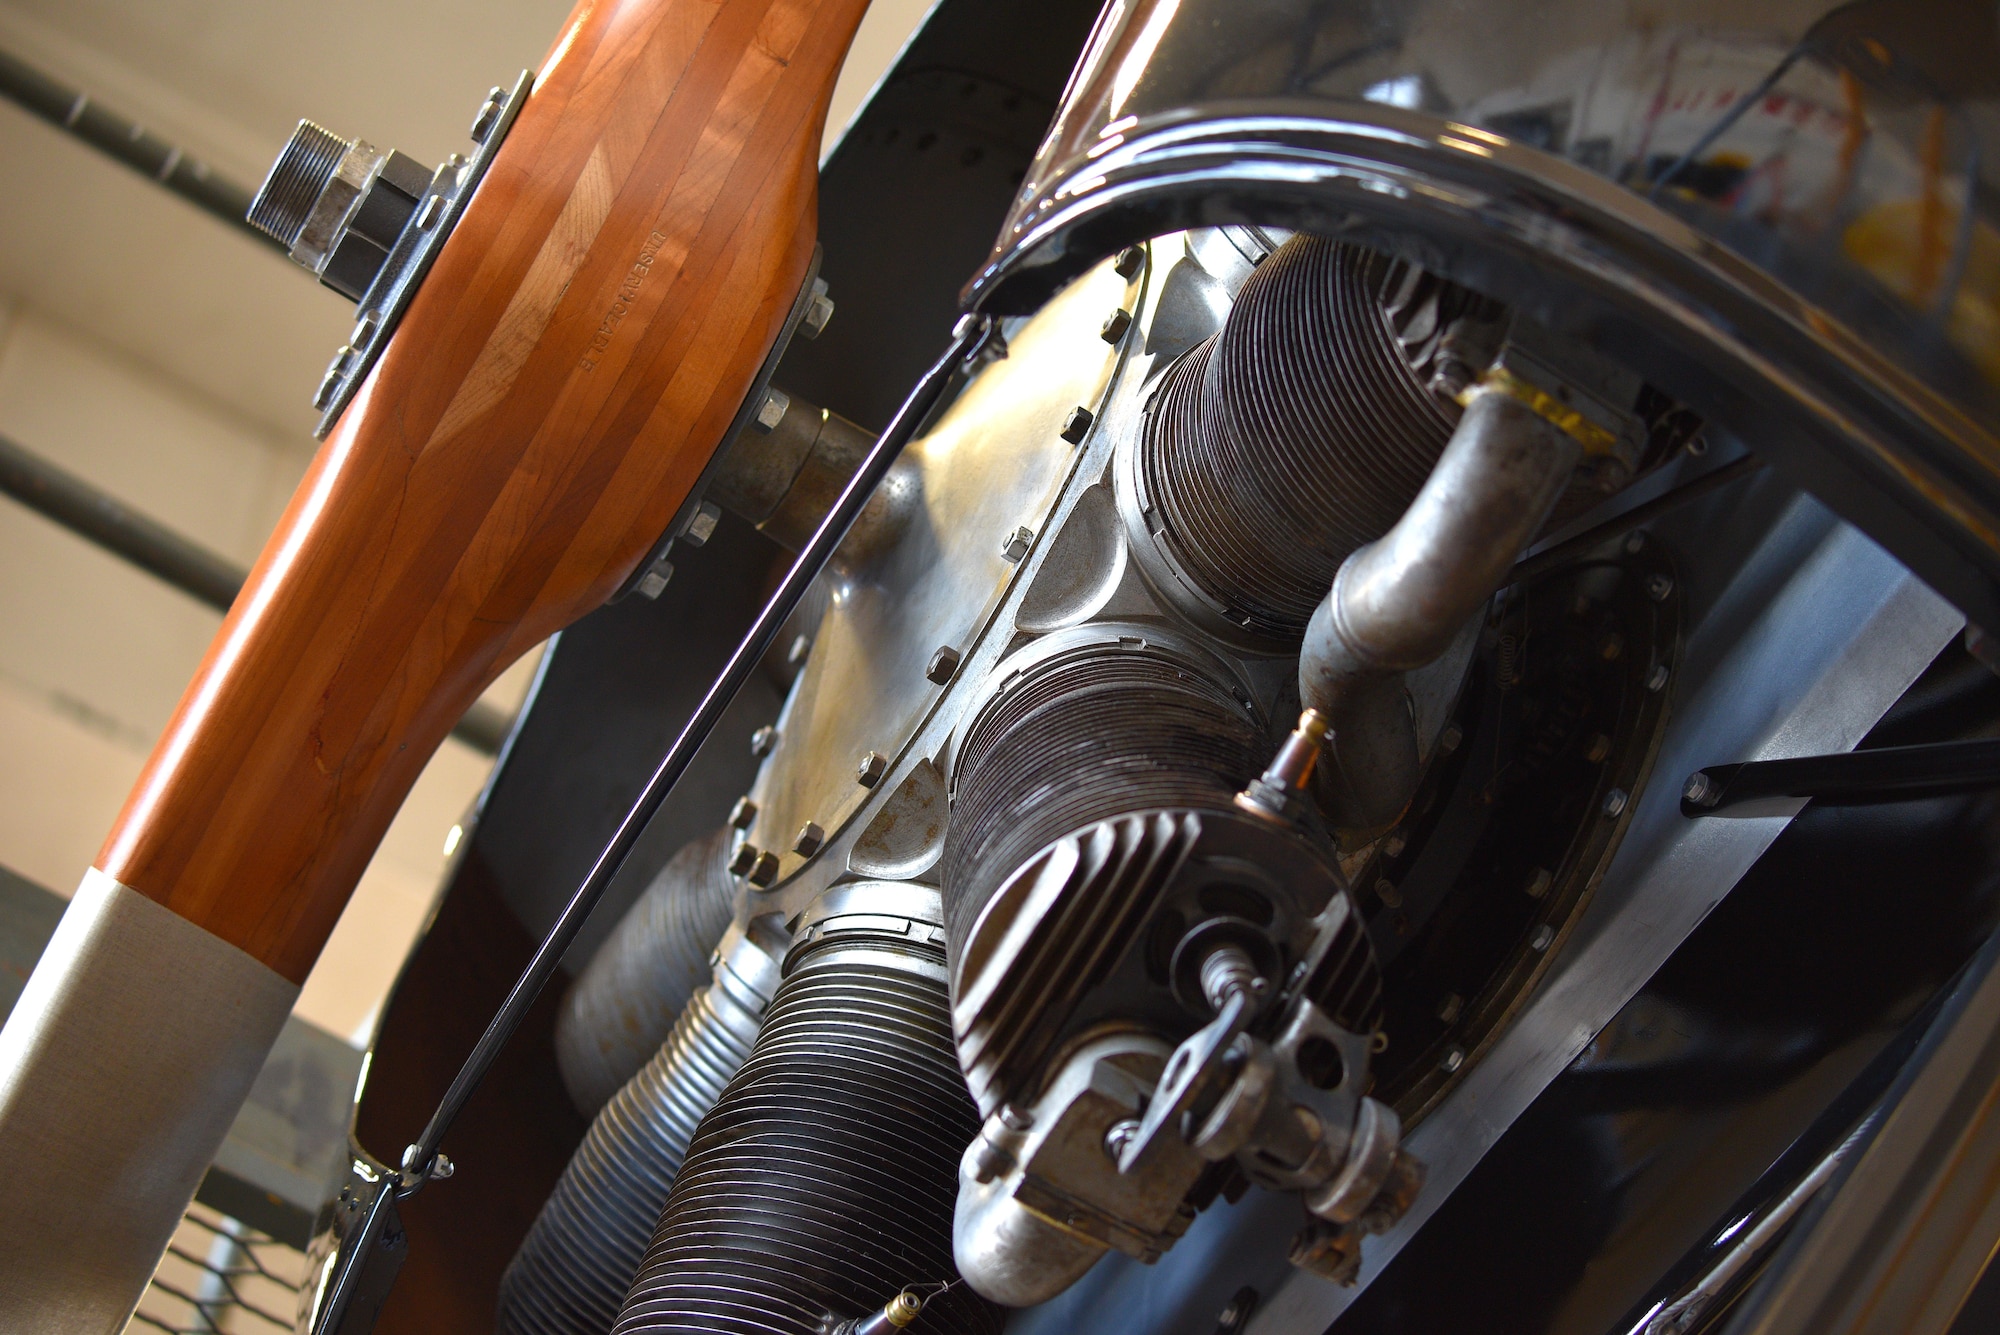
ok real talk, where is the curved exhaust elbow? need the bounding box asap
[1301,390,1580,828]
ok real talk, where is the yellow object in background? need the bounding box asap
[1846,196,2000,386]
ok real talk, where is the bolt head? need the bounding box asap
[1103,1117,1141,1161]
[750,725,777,757]
[1060,406,1094,444]
[470,87,505,142]
[683,501,720,548]
[1645,572,1675,602]
[1442,1047,1466,1073]
[1000,526,1033,563]
[1624,531,1646,555]
[634,560,673,600]
[857,751,889,788]
[793,821,825,857]
[746,850,780,887]
[787,635,812,668]
[1523,867,1553,899]
[1602,787,1629,818]
[728,842,761,876]
[799,289,835,340]
[926,645,963,685]
[1100,308,1134,344]
[1647,663,1671,692]
[1438,723,1464,754]
[1113,245,1145,278]
[1683,771,1719,807]
[754,387,791,432]
[1530,924,1556,952]
[728,797,758,829]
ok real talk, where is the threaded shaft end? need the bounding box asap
[247,119,346,248]
[500,981,763,1335]
[612,936,998,1335]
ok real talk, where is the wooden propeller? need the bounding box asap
[102,0,874,983]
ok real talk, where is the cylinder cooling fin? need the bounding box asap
[1131,235,1475,644]
[613,885,999,1335]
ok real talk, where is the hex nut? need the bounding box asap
[728,797,758,829]
[1060,406,1094,444]
[926,645,963,685]
[728,842,761,876]
[747,850,780,887]
[1530,924,1556,952]
[1603,787,1629,817]
[1646,572,1675,602]
[1100,308,1134,344]
[857,751,889,788]
[1523,867,1553,899]
[750,725,777,757]
[470,86,505,142]
[1000,526,1034,563]
[754,387,790,432]
[1113,245,1145,278]
[794,821,825,858]
[800,290,835,340]
[1647,663,1671,692]
[682,500,721,548]
[1683,771,1720,808]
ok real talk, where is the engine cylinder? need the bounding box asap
[612,886,998,1335]
[1134,235,1464,642]
[941,634,1263,957]
[499,920,783,1335]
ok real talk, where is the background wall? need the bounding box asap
[0,0,938,1043]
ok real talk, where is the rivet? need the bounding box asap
[1603,788,1629,817]
[1530,924,1556,952]
[1060,406,1094,444]
[794,821,825,857]
[1100,308,1133,343]
[746,850,779,887]
[750,725,777,757]
[857,751,889,788]
[1000,525,1034,563]
[728,797,758,829]
[926,645,963,685]
[1113,246,1145,278]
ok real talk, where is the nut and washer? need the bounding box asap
[794,822,825,858]
[746,850,780,887]
[1100,308,1133,344]
[750,725,777,757]
[926,645,962,685]
[857,751,889,788]
[1683,771,1721,808]
[999,526,1034,563]
[1060,406,1094,444]
[728,797,758,829]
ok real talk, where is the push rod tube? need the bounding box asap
[1301,390,1580,827]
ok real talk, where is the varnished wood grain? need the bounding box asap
[95,0,873,981]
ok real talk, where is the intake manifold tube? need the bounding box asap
[1300,389,1581,830]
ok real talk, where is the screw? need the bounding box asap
[746,850,779,887]
[728,842,762,876]
[470,86,506,142]
[750,725,777,757]
[1523,867,1552,899]
[1100,308,1134,344]
[755,387,791,432]
[857,751,889,788]
[1442,1046,1466,1073]
[1060,406,1094,444]
[1103,1118,1142,1161]
[1683,771,1721,808]
[1603,787,1629,817]
[728,797,758,829]
[1647,663,1671,692]
[926,645,963,685]
[1646,573,1675,602]
[1113,245,1145,278]
[1530,924,1556,952]
[682,501,721,548]
[787,635,812,667]
[794,821,825,857]
[1000,525,1034,563]
[799,287,835,340]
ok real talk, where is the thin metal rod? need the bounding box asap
[1647,47,1803,201]
[405,315,995,1173]
[0,431,510,755]
[0,47,281,250]
[1683,737,2000,815]
[1509,453,1764,586]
